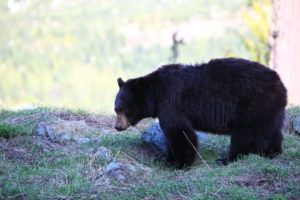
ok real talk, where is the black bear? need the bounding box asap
[114,58,287,168]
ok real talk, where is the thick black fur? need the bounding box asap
[114,58,287,169]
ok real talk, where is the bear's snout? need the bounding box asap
[114,113,130,131]
[114,124,124,131]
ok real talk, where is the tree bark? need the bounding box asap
[269,0,300,105]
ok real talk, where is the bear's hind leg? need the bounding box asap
[216,128,257,165]
[264,110,284,158]
[264,130,283,158]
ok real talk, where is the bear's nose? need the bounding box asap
[114,124,123,131]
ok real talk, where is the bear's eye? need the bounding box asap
[115,108,125,114]
[114,108,121,113]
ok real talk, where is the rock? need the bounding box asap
[34,120,92,144]
[73,136,90,144]
[34,123,47,137]
[103,162,151,181]
[46,127,56,141]
[140,122,168,153]
[91,147,113,162]
[34,123,56,141]
[292,114,300,135]
[141,122,209,155]
[59,133,72,143]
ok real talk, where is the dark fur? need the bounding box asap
[114,58,287,168]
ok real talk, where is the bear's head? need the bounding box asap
[114,77,143,131]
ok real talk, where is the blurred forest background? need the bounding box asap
[0,0,271,112]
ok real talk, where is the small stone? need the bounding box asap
[103,162,151,181]
[103,163,125,173]
[117,175,126,180]
[42,148,50,153]
[45,127,56,141]
[73,136,90,144]
[94,147,113,162]
[59,133,71,143]
[34,123,47,137]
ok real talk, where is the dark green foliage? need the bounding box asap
[0,123,29,138]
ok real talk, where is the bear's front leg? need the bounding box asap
[159,119,199,169]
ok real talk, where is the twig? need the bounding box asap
[8,193,26,199]
[121,152,150,170]
[182,131,210,168]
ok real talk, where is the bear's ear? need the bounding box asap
[117,77,125,88]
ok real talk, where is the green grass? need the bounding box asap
[0,123,29,138]
[287,105,300,117]
[1,107,300,200]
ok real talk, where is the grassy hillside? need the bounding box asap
[0,107,299,200]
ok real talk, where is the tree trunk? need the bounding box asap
[269,0,300,105]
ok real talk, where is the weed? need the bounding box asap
[0,123,29,138]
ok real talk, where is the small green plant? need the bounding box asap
[0,123,29,138]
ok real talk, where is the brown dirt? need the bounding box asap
[0,135,85,167]
[218,173,295,196]
[4,147,35,164]
[57,112,153,133]
[232,175,271,187]
[1,136,38,165]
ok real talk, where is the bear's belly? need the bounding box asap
[190,117,234,136]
